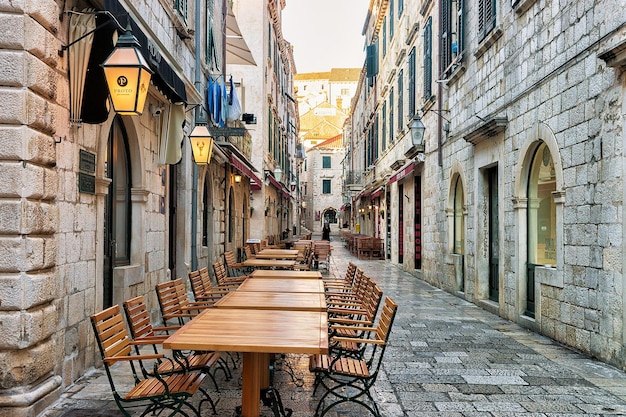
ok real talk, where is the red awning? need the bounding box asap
[389,161,415,184]
[370,186,384,199]
[229,155,262,190]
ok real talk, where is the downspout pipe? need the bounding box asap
[191,0,202,271]
[437,0,443,167]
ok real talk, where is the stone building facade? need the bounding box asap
[347,0,626,369]
[301,135,345,234]
[0,0,270,415]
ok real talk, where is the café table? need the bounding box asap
[163,308,328,417]
[254,249,299,260]
[249,269,322,279]
[237,277,324,293]
[214,290,326,311]
[242,259,296,269]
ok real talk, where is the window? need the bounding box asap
[398,0,404,16]
[341,88,350,95]
[389,0,395,40]
[423,17,433,100]
[441,0,465,76]
[322,155,331,168]
[408,47,416,116]
[453,176,465,254]
[382,100,387,151]
[174,0,187,21]
[397,69,404,131]
[322,179,332,194]
[478,0,496,41]
[106,117,131,265]
[382,19,387,57]
[389,87,394,140]
[527,142,556,266]
[205,1,218,68]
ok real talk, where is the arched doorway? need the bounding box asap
[103,116,132,308]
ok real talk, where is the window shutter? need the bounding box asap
[366,42,379,78]
[408,48,416,116]
[398,69,404,132]
[479,0,496,40]
[423,17,432,99]
[441,0,451,72]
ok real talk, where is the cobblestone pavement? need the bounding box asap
[41,236,626,416]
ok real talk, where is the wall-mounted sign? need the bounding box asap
[208,127,246,137]
[78,172,95,194]
[79,150,96,173]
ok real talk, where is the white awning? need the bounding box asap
[226,4,256,66]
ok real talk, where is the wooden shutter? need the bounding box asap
[423,17,432,99]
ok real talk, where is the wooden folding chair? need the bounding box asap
[90,305,210,417]
[309,297,399,417]
[155,278,212,327]
[123,295,230,389]
[212,259,246,287]
[224,250,250,276]
[189,268,231,303]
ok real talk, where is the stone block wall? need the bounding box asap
[427,0,626,367]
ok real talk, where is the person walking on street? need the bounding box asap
[322,222,330,241]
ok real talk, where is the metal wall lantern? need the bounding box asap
[274,166,283,182]
[102,24,153,116]
[409,114,425,146]
[189,125,215,164]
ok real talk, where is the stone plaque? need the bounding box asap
[78,172,95,194]
[79,149,96,173]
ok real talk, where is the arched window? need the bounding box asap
[527,142,556,267]
[105,116,131,265]
[453,175,464,254]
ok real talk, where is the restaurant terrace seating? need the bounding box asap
[212,259,246,287]
[155,278,212,326]
[309,296,398,417]
[188,268,231,303]
[90,305,212,417]
[123,295,229,389]
[313,240,332,271]
[224,250,249,276]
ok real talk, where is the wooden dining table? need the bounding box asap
[255,249,299,259]
[237,277,325,293]
[254,249,299,260]
[249,269,322,279]
[242,259,296,269]
[214,290,326,311]
[163,308,328,417]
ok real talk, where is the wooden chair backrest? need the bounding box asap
[244,245,255,259]
[188,269,205,300]
[123,295,155,341]
[224,251,239,268]
[212,259,228,286]
[364,283,384,322]
[91,305,133,362]
[155,278,187,325]
[375,297,398,343]
[344,262,357,284]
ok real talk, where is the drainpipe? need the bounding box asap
[191,0,203,271]
[437,0,443,167]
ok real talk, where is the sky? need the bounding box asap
[281,0,370,74]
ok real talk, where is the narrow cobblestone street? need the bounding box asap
[41,236,626,417]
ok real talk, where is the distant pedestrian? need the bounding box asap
[322,222,330,241]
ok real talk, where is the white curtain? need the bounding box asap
[69,9,96,124]
[158,104,185,165]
